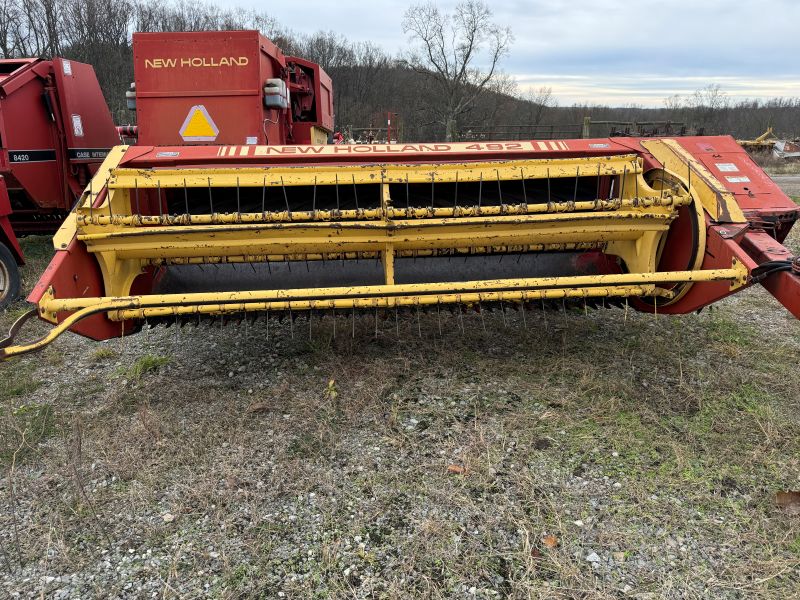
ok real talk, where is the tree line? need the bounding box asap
[1,0,797,141]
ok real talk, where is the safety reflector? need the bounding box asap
[179,105,219,142]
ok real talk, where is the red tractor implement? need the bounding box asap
[1,31,798,358]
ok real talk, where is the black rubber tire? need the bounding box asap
[0,241,21,310]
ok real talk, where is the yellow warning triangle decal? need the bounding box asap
[182,108,216,138]
[179,105,219,141]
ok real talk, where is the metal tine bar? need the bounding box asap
[541,298,548,330]
[437,302,442,336]
[453,171,459,208]
[208,177,214,214]
[335,173,340,212]
[134,178,140,217]
[157,180,163,218]
[183,178,189,218]
[89,178,93,220]
[521,301,527,328]
[106,178,113,218]
[520,167,527,205]
[352,174,359,210]
[379,172,384,214]
[546,168,551,205]
[289,307,294,339]
[634,161,639,200]
[312,175,317,214]
[479,300,487,333]
[281,176,291,216]
[262,176,266,217]
[236,176,241,218]
[573,167,579,203]
[619,165,627,201]
[596,163,601,201]
[416,305,422,338]
[406,173,410,210]
[478,172,483,208]
[429,172,435,210]
[496,169,504,210]
[660,167,665,200]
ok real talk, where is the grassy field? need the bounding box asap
[1,211,799,597]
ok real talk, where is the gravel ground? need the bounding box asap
[0,192,798,599]
[770,176,800,198]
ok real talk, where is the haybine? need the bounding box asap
[2,31,799,359]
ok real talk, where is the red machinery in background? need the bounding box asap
[127,30,333,146]
[0,57,118,306]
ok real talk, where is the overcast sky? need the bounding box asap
[231,0,799,107]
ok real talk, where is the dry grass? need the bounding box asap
[750,153,800,176]
[1,230,799,598]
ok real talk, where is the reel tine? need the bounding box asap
[335,173,340,212]
[282,176,291,216]
[183,177,189,218]
[542,298,548,331]
[453,171,459,209]
[107,178,113,218]
[312,175,317,215]
[134,177,140,217]
[352,173,359,211]
[430,172,435,210]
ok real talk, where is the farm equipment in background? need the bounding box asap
[0,57,118,307]
[737,127,778,153]
[2,30,799,358]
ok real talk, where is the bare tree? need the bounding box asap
[523,86,555,126]
[402,0,512,141]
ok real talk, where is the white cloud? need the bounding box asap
[224,0,800,106]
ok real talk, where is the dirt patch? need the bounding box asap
[772,175,800,199]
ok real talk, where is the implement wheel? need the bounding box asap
[0,242,21,309]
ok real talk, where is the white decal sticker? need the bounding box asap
[589,143,610,149]
[716,163,738,172]
[725,176,750,183]
[156,151,180,157]
[71,114,84,137]
[62,60,72,76]
[245,136,258,145]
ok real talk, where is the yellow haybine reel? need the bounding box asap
[2,32,799,358]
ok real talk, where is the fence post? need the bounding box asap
[582,116,592,139]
